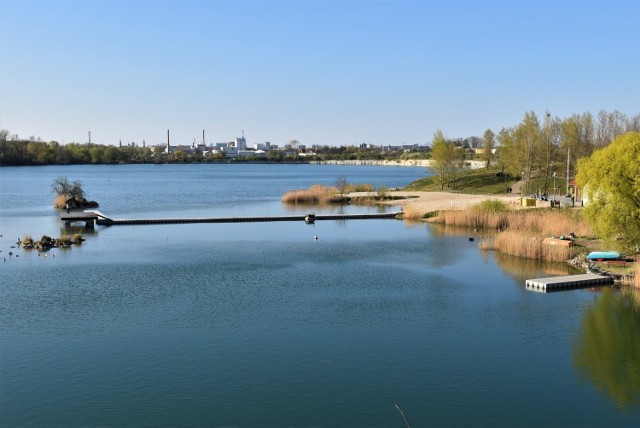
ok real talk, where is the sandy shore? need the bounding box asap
[349,190,522,213]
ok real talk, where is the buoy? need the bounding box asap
[313,236,318,240]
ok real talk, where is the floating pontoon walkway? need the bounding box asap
[62,211,402,227]
[525,273,612,293]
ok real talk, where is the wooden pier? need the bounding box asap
[60,212,100,228]
[62,211,402,227]
[525,273,612,293]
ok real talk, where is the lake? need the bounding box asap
[1,164,638,427]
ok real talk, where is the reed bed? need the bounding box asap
[480,230,571,262]
[622,262,640,289]
[439,210,509,229]
[435,206,591,237]
[281,185,345,204]
[402,206,425,221]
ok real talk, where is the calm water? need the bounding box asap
[1,164,638,427]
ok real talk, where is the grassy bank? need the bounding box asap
[405,166,518,194]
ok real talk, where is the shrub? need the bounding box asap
[376,185,389,200]
[472,199,509,214]
[52,176,85,199]
[346,183,374,192]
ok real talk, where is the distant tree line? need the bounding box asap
[1,110,637,168]
[0,131,427,166]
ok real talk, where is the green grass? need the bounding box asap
[405,166,518,194]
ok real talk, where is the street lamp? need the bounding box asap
[553,172,556,201]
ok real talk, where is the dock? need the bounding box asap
[62,211,402,227]
[525,273,612,293]
[60,211,100,228]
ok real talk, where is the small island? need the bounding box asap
[51,176,99,210]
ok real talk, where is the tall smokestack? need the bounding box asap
[203,129,205,145]
[167,129,170,154]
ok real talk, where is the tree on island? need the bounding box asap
[576,132,640,252]
[335,175,349,196]
[51,176,98,209]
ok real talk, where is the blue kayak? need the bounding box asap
[587,251,621,260]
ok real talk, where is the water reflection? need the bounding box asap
[493,252,578,283]
[573,287,640,410]
[428,223,580,282]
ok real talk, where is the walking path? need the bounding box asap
[349,191,523,213]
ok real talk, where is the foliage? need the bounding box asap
[576,132,640,252]
[573,288,640,409]
[52,176,85,199]
[431,129,463,190]
[482,129,495,169]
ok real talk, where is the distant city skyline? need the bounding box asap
[1,0,638,146]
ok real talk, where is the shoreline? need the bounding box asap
[349,190,522,213]
[314,159,486,169]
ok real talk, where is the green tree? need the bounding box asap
[431,129,455,190]
[482,129,495,169]
[499,112,543,195]
[576,132,640,252]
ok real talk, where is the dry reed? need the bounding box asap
[54,194,68,209]
[622,262,640,289]
[435,207,591,237]
[481,230,571,262]
[402,207,425,221]
[281,185,345,204]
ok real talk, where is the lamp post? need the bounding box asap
[553,172,557,201]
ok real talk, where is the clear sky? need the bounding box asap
[1,0,638,147]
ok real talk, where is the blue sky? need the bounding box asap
[1,0,638,147]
